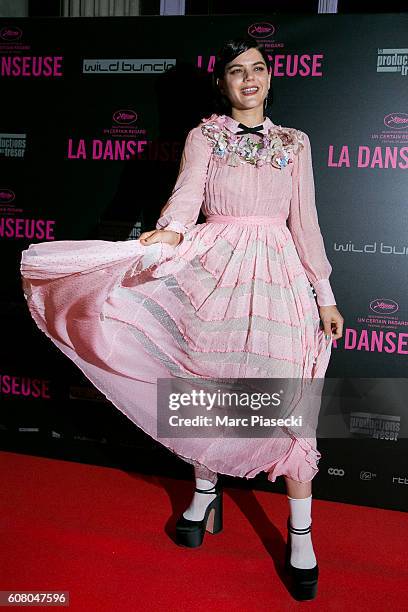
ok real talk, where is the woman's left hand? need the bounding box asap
[318,305,344,343]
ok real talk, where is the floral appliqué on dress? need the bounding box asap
[200,113,305,169]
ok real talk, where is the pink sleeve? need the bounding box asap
[287,131,336,307]
[155,125,212,236]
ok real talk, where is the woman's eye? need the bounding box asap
[230,67,264,74]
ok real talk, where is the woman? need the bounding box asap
[21,38,343,601]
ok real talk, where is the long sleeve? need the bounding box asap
[287,131,336,307]
[155,125,212,236]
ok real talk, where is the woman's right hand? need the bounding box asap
[139,229,182,247]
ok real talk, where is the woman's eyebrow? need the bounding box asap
[226,60,266,70]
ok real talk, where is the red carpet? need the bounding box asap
[0,450,406,611]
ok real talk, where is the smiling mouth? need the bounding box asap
[241,86,259,96]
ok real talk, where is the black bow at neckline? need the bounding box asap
[236,122,264,135]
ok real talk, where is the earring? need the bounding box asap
[264,89,271,110]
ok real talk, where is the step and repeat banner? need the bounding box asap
[0,14,407,511]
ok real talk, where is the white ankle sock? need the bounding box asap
[287,494,317,570]
[182,477,217,521]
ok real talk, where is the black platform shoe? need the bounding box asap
[285,517,319,601]
[175,480,223,548]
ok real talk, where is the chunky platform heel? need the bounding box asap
[175,480,223,548]
[285,517,319,601]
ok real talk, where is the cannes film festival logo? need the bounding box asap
[0,26,22,42]
[113,109,137,125]
[369,298,398,315]
[0,189,15,203]
[384,112,408,129]
[248,22,275,39]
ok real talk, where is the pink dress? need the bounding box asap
[20,113,336,483]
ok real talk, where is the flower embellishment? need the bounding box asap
[200,115,304,169]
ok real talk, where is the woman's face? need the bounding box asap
[218,47,271,114]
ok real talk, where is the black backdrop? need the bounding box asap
[1,14,407,511]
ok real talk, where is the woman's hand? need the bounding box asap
[139,229,182,247]
[318,305,344,343]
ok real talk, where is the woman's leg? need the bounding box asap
[182,465,218,521]
[285,477,311,499]
[284,476,317,569]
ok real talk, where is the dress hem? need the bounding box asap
[22,289,320,485]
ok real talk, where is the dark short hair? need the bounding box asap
[212,37,273,115]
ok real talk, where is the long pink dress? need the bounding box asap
[20,113,336,483]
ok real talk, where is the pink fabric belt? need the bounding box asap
[205,214,287,226]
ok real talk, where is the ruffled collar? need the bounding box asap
[200,113,304,169]
[201,113,275,134]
